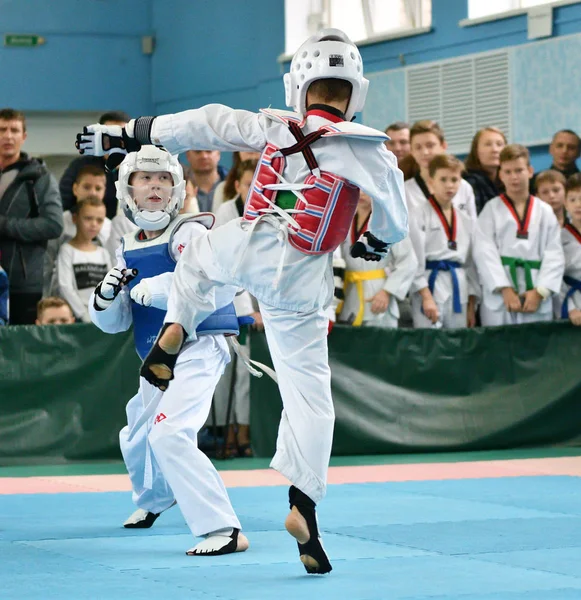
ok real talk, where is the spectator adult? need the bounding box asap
[219,151,261,204]
[35,296,76,325]
[184,150,227,212]
[531,129,580,193]
[0,108,63,325]
[59,110,130,219]
[384,121,410,166]
[463,127,507,214]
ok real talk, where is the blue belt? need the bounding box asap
[426,260,462,314]
[561,275,581,318]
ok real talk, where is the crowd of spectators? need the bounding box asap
[1,106,580,457]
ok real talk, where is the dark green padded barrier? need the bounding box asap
[1,321,580,465]
[0,324,139,465]
[250,321,581,458]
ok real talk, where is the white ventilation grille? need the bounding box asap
[406,51,510,154]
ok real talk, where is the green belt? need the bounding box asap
[275,190,297,210]
[501,256,542,291]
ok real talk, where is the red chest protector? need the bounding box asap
[242,111,361,256]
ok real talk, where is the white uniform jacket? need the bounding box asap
[473,195,564,313]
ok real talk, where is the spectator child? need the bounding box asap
[405,120,477,220]
[535,170,567,228]
[473,144,564,326]
[560,174,581,326]
[336,190,417,328]
[59,110,130,218]
[56,198,111,322]
[35,296,75,325]
[45,165,111,295]
[408,155,479,329]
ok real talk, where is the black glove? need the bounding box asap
[350,231,390,262]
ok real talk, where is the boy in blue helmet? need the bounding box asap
[89,146,249,557]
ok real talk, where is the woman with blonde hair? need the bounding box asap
[463,127,507,214]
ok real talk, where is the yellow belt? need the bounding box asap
[340,269,386,326]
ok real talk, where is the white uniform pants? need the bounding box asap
[167,231,335,504]
[119,336,241,537]
[261,303,334,504]
[411,294,467,329]
[480,302,554,326]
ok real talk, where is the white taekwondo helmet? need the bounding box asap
[116,146,186,231]
[283,28,369,121]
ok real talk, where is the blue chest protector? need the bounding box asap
[122,215,239,360]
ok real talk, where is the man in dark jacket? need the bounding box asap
[59,110,130,219]
[531,129,580,193]
[0,108,63,324]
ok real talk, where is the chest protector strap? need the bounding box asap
[243,119,360,255]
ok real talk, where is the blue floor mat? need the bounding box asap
[2,476,581,599]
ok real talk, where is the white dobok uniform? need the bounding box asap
[560,224,581,318]
[404,174,477,221]
[148,104,408,503]
[473,195,565,326]
[337,213,417,328]
[89,215,242,537]
[408,198,480,329]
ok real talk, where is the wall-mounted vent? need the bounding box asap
[406,51,510,154]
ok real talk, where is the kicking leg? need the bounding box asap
[259,303,334,573]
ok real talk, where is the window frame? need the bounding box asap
[280,0,432,63]
[459,0,581,28]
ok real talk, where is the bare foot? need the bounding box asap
[285,506,320,571]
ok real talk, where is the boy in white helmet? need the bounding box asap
[89,146,250,557]
[77,29,408,574]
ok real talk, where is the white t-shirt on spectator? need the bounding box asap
[44,210,112,297]
[56,243,111,322]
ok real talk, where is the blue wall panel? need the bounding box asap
[151,0,285,114]
[511,34,581,145]
[0,0,152,114]
[364,69,406,133]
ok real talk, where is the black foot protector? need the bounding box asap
[289,486,333,574]
[186,528,240,556]
[123,508,160,529]
[139,323,185,391]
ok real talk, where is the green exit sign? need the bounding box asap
[4,34,46,47]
